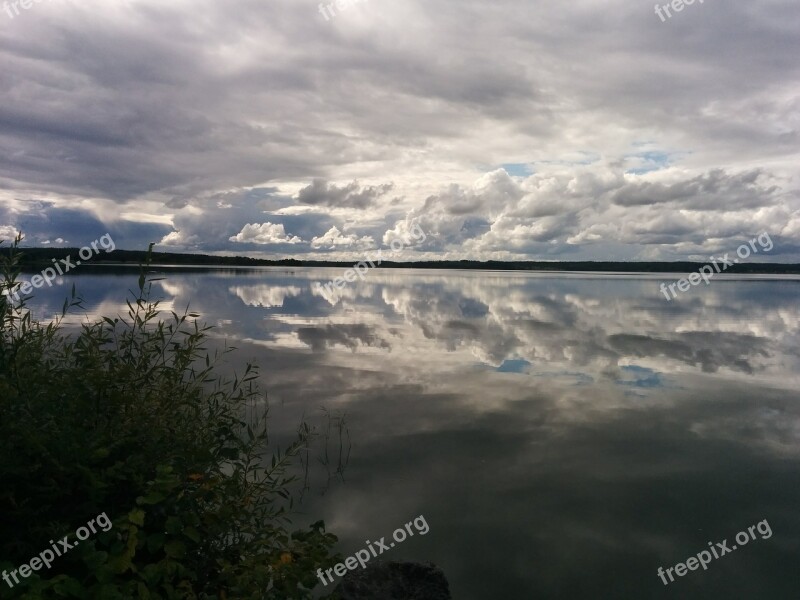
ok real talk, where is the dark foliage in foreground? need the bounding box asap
[0,237,339,599]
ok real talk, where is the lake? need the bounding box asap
[21,267,800,598]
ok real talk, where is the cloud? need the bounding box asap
[229,222,303,245]
[296,180,394,209]
[296,324,391,352]
[310,226,375,250]
[609,169,778,209]
[229,284,302,308]
[0,225,20,242]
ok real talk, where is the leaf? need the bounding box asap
[138,491,166,505]
[82,550,109,571]
[108,552,133,574]
[146,532,166,554]
[165,516,183,535]
[164,540,186,558]
[91,447,110,460]
[128,508,146,526]
[53,577,84,596]
[183,526,201,543]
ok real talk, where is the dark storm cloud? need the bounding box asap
[6,206,167,249]
[610,169,779,209]
[296,180,394,209]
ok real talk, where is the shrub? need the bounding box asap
[0,237,339,599]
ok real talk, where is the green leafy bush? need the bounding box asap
[0,237,340,599]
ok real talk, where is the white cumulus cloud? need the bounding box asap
[229,223,303,245]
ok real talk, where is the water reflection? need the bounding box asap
[22,268,800,598]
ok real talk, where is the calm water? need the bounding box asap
[22,267,800,598]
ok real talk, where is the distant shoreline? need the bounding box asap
[10,247,800,274]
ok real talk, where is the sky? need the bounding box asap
[1,0,799,262]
